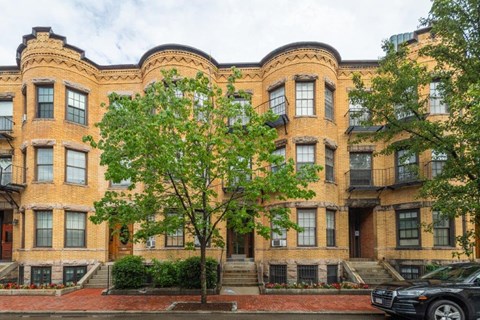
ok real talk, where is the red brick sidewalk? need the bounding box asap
[0,288,380,313]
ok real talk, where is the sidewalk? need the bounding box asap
[0,288,382,314]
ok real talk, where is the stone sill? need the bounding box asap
[0,286,80,296]
[264,288,371,295]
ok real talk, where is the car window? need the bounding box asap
[422,265,480,281]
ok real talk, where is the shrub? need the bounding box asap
[177,256,218,289]
[112,255,146,289]
[149,259,179,288]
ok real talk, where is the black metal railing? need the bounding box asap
[0,165,25,187]
[346,163,434,191]
[254,96,289,128]
[348,109,370,127]
[0,116,13,131]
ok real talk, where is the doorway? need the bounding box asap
[108,224,133,261]
[227,227,254,259]
[349,208,375,259]
[0,210,13,261]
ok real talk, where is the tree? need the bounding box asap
[84,68,321,303]
[349,0,480,258]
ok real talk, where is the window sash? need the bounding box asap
[66,90,87,124]
[326,210,336,247]
[297,265,318,284]
[270,86,286,115]
[298,209,316,246]
[433,211,453,246]
[396,150,418,182]
[64,266,86,285]
[325,148,334,182]
[37,86,54,118]
[296,145,314,171]
[165,212,184,247]
[269,265,287,284]
[325,87,334,119]
[271,218,287,240]
[296,82,314,116]
[31,267,51,286]
[271,147,286,172]
[36,211,52,247]
[36,148,53,181]
[430,82,448,114]
[400,266,420,280]
[229,98,250,125]
[65,212,86,247]
[66,150,86,184]
[398,210,420,247]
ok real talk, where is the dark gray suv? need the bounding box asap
[371,263,480,320]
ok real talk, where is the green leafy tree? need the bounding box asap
[85,68,321,303]
[349,0,480,258]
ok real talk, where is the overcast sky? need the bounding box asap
[0,0,432,66]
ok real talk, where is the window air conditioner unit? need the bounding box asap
[146,237,156,249]
[272,239,286,247]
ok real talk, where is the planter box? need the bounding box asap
[0,286,80,296]
[264,288,371,295]
[105,287,218,295]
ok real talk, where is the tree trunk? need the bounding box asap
[200,241,207,304]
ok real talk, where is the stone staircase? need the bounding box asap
[222,260,258,287]
[84,264,112,288]
[0,262,17,284]
[348,260,396,286]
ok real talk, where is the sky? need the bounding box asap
[0,0,432,67]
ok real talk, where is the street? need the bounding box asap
[0,313,388,320]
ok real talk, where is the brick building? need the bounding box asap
[0,27,478,286]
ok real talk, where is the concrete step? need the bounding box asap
[223,276,258,281]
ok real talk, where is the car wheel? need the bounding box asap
[427,299,465,320]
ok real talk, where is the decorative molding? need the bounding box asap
[293,136,318,144]
[267,78,287,92]
[275,139,288,148]
[0,92,15,99]
[31,139,56,147]
[348,145,375,152]
[323,138,337,150]
[63,80,90,93]
[62,141,90,152]
[32,78,56,84]
[293,74,318,81]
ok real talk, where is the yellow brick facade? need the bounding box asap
[0,27,477,285]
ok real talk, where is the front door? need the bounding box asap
[108,224,133,261]
[349,208,375,259]
[227,227,253,259]
[0,211,13,261]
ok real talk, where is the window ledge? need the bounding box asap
[64,182,88,188]
[296,246,318,249]
[63,247,88,250]
[395,247,422,250]
[108,186,130,190]
[33,118,55,122]
[31,247,54,251]
[432,246,456,250]
[31,181,54,185]
[325,180,337,185]
[294,115,317,119]
[64,120,89,128]
[324,118,336,124]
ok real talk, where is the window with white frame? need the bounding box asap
[270,86,286,116]
[431,150,447,178]
[66,89,87,125]
[66,149,87,185]
[296,82,314,116]
[271,147,286,173]
[430,82,448,114]
[194,92,208,121]
[0,100,13,131]
[271,214,287,247]
[348,103,369,126]
[297,209,316,246]
[35,210,52,247]
[396,149,418,182]
[228,98,249,126]
[165,211,184,247]
[296,144,315,172]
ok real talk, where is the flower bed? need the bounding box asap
[0,283,79,296]
[264,282,371,295]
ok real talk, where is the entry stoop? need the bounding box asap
[84,263,112,288]
[222,260,258,288]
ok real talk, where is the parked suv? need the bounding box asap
[371,262,480,320]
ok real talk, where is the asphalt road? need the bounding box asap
[0,313,388,320]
